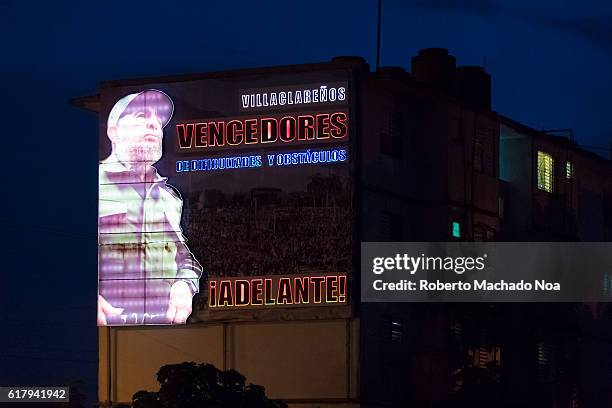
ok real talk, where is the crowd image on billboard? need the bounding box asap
[185,173,353,311]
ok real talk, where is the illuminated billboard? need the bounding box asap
[98,75,352,326]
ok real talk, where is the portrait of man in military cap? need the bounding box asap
[98,89,202,326]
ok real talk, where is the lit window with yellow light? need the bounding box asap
[537,151,554,192]
[565,161,574,179]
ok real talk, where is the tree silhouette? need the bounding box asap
[132,362,287,408]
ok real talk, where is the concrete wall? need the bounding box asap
[99,318,359,407]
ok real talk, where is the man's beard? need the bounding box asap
[123,144,162,164]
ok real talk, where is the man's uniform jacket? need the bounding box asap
[98,155,202,325]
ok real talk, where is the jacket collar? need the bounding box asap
[100,154,167,183]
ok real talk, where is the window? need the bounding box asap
[390,320,403,343]
[604,192,612,229]
[473,226,485,241]
[467,345,501,368]
[474,225,495,241]
[474,139,485,172]
[604,273,612,298]
[474,126,496,176]
[450,118,462,141]
[452,221,461,238]
[565,161,574,179]
[380,112,404,159]
[536,342,556,383]
[537,151,554,192]
[380,132,402,158]
[378,211,403,241]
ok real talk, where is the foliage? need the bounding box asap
[132,362,287,408]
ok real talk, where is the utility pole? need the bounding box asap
[376,0,382,71]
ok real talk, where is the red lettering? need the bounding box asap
[194,123,207,147]
[330,112,348,138]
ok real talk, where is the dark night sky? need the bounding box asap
[0,0,611,404]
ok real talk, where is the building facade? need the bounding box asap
[74,48,612,408]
